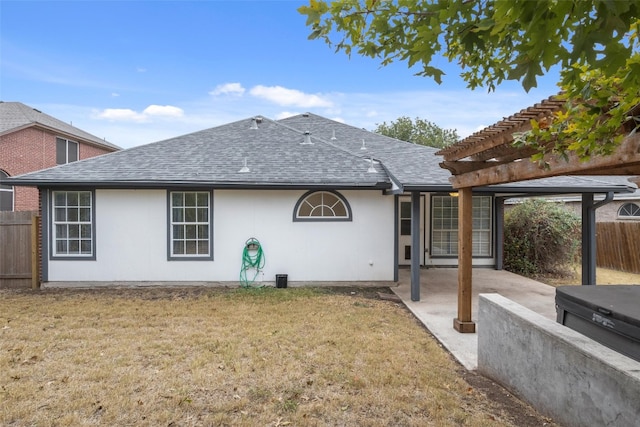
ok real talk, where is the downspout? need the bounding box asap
[581,191,614,286]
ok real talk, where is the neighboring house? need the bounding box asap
[505,175,640,221]
[0,102,120,211]
[551,176,640,221]
[5,113,634,285]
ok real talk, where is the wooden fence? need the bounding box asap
[596,222,640,274]
[0,211,40,288]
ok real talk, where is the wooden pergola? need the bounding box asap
[437,95,640,333]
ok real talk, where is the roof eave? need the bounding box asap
[6,179,391,191]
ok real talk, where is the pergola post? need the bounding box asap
[454,187,476,333]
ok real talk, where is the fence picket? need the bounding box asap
[596,222,640,274]
[0,211,39,288]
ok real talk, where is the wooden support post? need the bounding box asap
[454,187,476,333]
[31,214,40,289]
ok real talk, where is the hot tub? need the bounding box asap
[556,285,640,362]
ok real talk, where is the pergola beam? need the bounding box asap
[449,133,640,189]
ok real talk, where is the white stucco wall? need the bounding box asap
[47,189,395,283]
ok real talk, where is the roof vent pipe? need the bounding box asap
[238,158,250,173]
[301,131,313,145]
[330,129,337,140]
[361,139,367,150]
[250,118,259,130]
[367,157,377,173]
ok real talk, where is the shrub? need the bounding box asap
[504,199,580,278]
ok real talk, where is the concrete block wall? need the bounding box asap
[0,127,115,211]
[478,293,640,427]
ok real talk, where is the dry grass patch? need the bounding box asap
[542,266,640,286]
[2,287,536,426]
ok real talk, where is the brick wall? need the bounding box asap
[0,127,116,211]
[562,200,640,222]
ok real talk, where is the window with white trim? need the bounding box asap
[0,170,13,211]
[431,195,492,257]
[52,191,94,257]
[618,202,640,219]
[293,190,352,221]
[169,191,212,259]
[56,137,79,165]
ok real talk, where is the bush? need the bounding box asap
[504,199,580,278]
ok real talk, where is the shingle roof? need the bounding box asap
[278,113,452,189]
[4,112,634,194]
[0,101,120,151]
[6,116,389,189]
[278,113,634,194]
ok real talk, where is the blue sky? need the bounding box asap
[1,1,561,149]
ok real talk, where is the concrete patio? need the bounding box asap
[391,267,558,370]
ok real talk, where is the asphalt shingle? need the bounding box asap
[5,112,635,194]
[7,116,389,188]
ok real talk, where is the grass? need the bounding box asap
[541,266,640,287]
[0,286,528,426]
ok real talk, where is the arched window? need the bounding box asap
[293,190,352,221]
[0,170,13,211]
[618,202,640,218]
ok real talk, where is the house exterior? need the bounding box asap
[5,113,634,286]
[546,176,640,222]
[0,102,120,211]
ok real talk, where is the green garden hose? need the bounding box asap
[239,237,265,288]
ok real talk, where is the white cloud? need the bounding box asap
[274,111,299,120]
[95,104,184,123]
[111,93,120,97]
[209,82,245,96]
[249,85,333,108]
[96,108,147,122]
[143,104,184,118]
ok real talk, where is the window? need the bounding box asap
[52,191,94,258]
[431,195,492,257]
[400,201,411,235]
[618,202,640,218]
[56,137,79,165]
[0,170,13,211]
[169,191,212,259]
[293,190,352,221]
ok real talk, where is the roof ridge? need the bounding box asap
[271,115,387,166]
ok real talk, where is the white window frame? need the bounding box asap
[430,194,492,257]
[51,190,95,259]
[293,190,352,222]
[168,191,213,260]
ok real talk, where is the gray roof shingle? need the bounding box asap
[278,113,452,188]
[4,112,635,194]
[0,101,120,150]
[6,116,389,189]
